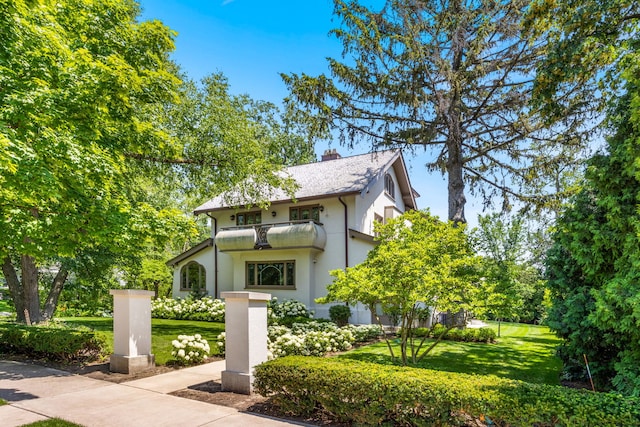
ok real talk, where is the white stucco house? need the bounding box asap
[166,149,419,323]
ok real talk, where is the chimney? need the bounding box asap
[321,148,341,161]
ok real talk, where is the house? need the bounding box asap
[166,149,419,324]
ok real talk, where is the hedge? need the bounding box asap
[0,322,110,363]
[254,356,640,426]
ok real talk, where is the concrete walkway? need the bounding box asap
[0,360,307,427]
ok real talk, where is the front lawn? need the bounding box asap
[61,317,225,365]
[338,321,562,385]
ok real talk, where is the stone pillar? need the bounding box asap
[221,291,271,394]
[109,289,155,374]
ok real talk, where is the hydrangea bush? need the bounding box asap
[216,320,382,360]
[171,334,210,365]
[152,297,225,322]
[269,298,313,324]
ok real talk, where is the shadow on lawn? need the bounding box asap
[339,334,561,384]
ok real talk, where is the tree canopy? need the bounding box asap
[473,213,546,332]
[283,0,590,222]
[318,210,481,365]
[0,0,315,323]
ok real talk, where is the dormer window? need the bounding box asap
[384,173,395,200]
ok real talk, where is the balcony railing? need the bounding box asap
[215,220,326,252]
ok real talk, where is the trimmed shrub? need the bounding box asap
[407,324,497,343]
[254,356,640,427]
[0,322,110,363]
[329,304,351,327]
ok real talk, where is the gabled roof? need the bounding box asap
[194,149,418,214]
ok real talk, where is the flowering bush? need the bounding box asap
[215,332,225,354]
[152,297,225,322]
[171,334,210,365]
[216,320,381,360]
[269,298,313,324]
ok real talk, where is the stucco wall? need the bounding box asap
[171,246,215,299]
[172,166,409,324]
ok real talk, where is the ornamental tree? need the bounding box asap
[283,0,590,223]
[317,210,481,365]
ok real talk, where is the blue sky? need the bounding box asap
[139,0,485,223]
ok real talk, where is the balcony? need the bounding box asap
[215,220,326,252]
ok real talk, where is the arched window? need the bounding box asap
[384,173,395,199]
[180,261,206,292]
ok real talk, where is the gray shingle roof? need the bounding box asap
[194,149,417,214]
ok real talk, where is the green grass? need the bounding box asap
[61,317,225,365]
[338,321,563,385]
[20,419,83,427]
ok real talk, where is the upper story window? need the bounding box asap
[384,173,395,200]
[237,211,261,226]
[180,261,206,292]
[289,205,320,222]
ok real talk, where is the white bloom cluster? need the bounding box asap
[170,333,211,365]
[152,297,225,322]
[269,298,313,321]
[215,320,379,361]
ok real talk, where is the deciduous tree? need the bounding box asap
[473,213,546,334]
[317,210,481,365]
[0,0,315,323]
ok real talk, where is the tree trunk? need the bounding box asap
[20,254,43,324]
[2,256,25,322]
[42,266,69,320]
[447,140,466,224]
[446,0,467,225]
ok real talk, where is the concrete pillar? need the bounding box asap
[221,291,271,394]
[109,289,155,374]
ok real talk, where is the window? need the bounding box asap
[237,211,261,226]
[289,205,320,222]
[384,173,395,199]
[180,261,206,291]
[246,261,295,288]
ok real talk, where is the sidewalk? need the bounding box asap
[0,360,307,427]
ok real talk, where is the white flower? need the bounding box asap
[178,349,185,358]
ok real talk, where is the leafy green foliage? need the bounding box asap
[328,304,351,327]
[284,0,589,222]
[410,325,496,343]
[546,77,640,395]
[0,322,110,362]
[255,356,640,426]
[474,213,547,327]
[0,0,316,324]
[526,0,638,121]
[318,210,481,364]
